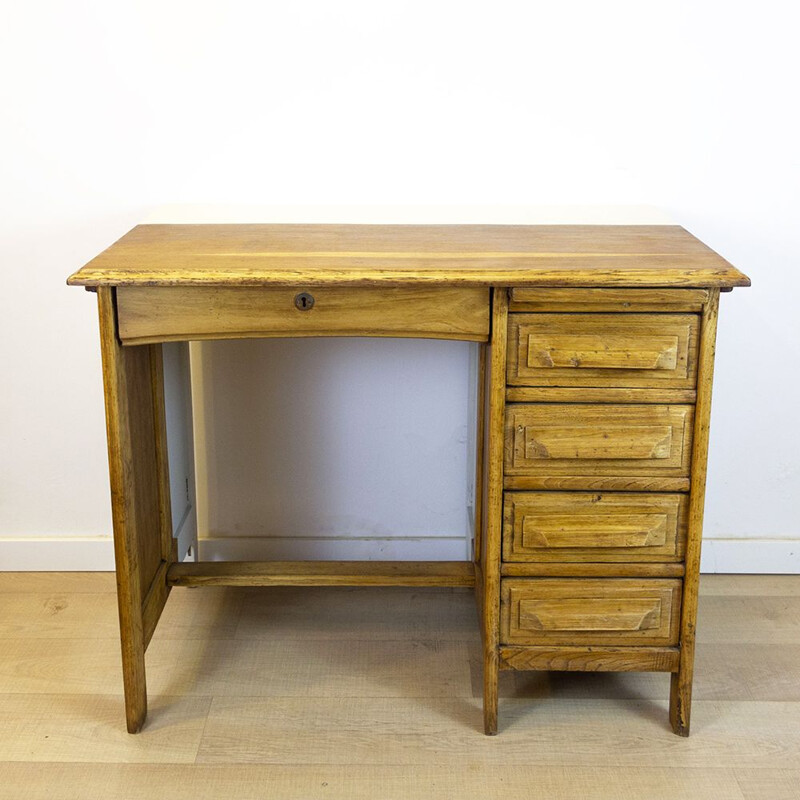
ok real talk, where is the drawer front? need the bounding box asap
[508,288,709,313]
[116,286,490,345]
[507,313,699,388]
[505,404,694,479]
[503,492,688,563]
[501,578,682,646]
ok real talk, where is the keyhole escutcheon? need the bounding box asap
[294,292,315,311]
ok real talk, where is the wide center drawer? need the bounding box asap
[503,492,688,562]
[505,404,694,480]
[507,313,699,389]
[116,286,490,345]
[501,578,682,646]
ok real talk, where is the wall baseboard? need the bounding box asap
[0,537,116,571]
[1,536,798,573]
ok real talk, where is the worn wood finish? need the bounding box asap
[71,224,748,739]
[96,287,173,733]
[507,313,699,388]
[670,289,721,736]
[500,562,685,578]
[473,560,485,630]
[503,492,687,563]
[501,578,682,647]
[167,561,475,588]
[66,224,750,288]
[504,475,692,492]
[141,562,171,648]
[116,285,490,344]
[472,344,487,564]
[506,386,697,404]
[149,345,176,566]
[505,404,694,480]
[509,287,710,312]
[499,645,680,672]
[480,289,509,735]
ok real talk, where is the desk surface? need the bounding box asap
[67,224,750,289]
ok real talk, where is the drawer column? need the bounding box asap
[495,287,719,736]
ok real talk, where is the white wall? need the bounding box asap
[192,336,476,561]
[1,0,798,571]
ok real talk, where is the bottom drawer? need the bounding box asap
[501,578,682,647]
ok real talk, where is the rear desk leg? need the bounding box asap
[670,289,720,736]
[97,288,174,732]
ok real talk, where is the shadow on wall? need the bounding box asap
[191,337,478,561]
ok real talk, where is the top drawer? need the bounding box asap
[115,286,490,345]
[507,313,699,389]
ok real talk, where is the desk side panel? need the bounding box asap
[97,288,174,730]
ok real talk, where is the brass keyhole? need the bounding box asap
[294,292,315,311]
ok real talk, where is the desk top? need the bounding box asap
[67,223,750,289]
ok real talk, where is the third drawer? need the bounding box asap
[503,491,688,563]
[504,403,694,481]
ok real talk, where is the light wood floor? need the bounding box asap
[1,572,798,799]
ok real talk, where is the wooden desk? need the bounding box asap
[67,223,749,736]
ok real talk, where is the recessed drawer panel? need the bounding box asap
[507,314,699,388]
[501,578,682,646]
[505,404,694,479]
[503,492,688,562]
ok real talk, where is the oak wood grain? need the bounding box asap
[509,287,710,311]
[504,475,692,492]
[472,344,487,565]
[670,289,720,736]
[506,386,697,404]
[97,287,173,733]
[116,285,490,344]
[501,578,682,647]
[502,492,688,563]
[500,562,685,578]
[505,404,694,479]
[507,313,699,389]
[167,561,475,588]
[480,288,509,734]
[499,645,680,672]
[66,224,750,288]
[67,228,749,742]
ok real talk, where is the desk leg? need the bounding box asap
[98,288,174,733]
[481,289,508,735]
[670,289,719,736]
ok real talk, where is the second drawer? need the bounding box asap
[503,492,688,563]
